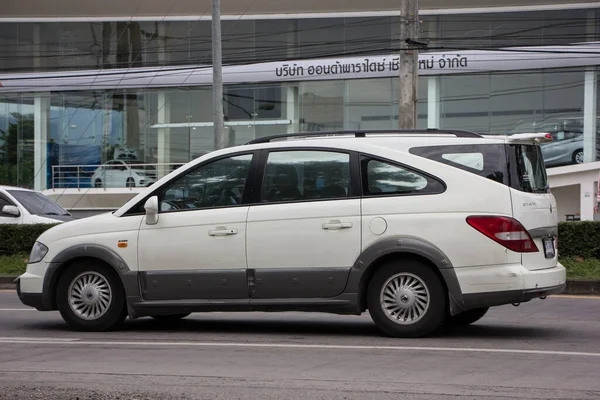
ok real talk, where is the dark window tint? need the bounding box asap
[159,154,253,212]
[361,157,444,196]
[7,190,69,216]
[410,144,509,186]
[409,144,549,194]
[511,144,549,193]
[261,151,350,203]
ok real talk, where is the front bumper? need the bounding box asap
[16,277,47,310]
[16,261,54,311]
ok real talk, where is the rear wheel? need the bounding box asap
[125,177,136,188]
[56,261,127,331]
[367,260,447,338]
[151,313,191,322]
[446,307,489,327]
[94,179,103,188]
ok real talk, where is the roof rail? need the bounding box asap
[245,129,483,145]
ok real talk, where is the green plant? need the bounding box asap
[0,253,28,276]
[558,221,600,259]
[0,224,59,257]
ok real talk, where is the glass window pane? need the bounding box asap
[299,81,345,131]
[440,75,491,132]
[160,154,253,212]
[344,17,391,54]
[346,78,393,130]
[491,71,543,134]
[297,19,344,59]
[363,159,430,195]
[261,151,350,203]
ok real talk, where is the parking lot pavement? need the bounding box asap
[1,291,600,399]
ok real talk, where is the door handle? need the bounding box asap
[208,227,238,237]
[322,221,353,230]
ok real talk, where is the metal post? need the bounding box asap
[398,0,420,129]
[212,0,225,150]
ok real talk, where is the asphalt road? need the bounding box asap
[1,291,600,400]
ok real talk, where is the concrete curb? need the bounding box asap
[0,276,16,290]
[2,276,600,296]
[564,279,600,295]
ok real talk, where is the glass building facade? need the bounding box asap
[0,7,599,191]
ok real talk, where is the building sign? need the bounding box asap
[0,44,599,93]
[275,54,469,79]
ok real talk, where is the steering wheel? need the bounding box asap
[222,184,245,205]
[160,200,180,212]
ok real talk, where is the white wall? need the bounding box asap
[551,185,581,222]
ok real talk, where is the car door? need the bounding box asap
[137,152,257,301]
[246,149,361,299]
[110,160,129,188]
[102,162,118,188]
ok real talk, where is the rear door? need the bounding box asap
[507,143,558,271]
[245,148,361,299]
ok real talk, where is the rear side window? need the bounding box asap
[511,144,549,193]
[409,144,548,194]
[361,157,445,196]
[261,150,351,203]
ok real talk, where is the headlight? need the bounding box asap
[29,242,49,264]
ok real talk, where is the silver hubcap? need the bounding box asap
[575,152,584,164]
[68,272,112,320]
[380,273,430,325]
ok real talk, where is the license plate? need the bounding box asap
[543,237,556,259]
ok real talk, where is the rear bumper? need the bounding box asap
[452,263,567,313]
[461,282,566,311]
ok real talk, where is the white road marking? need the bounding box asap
[0,308,35,311]
[0,338,598,358]
[0,337,78,342]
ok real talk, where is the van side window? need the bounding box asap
[361,157,444,196]
[260,151,351,203]
[158,154,253,212]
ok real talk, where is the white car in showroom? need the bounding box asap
[16,129,565,338]
[91,160,156,188]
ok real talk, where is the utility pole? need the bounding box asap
[212,0,225,150]
[398,0,420,129]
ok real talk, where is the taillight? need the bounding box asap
[466,216,539,253]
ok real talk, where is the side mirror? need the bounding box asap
[144,196,159,225]
[1,205,20,217]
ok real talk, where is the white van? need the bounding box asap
[0,186,74,224]
[15,130,566,337]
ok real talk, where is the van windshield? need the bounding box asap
[7,190,71,216]
[409,143,549,194]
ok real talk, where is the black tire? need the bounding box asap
[56,261,127,332]
[94,179,103,188]
[367,260,447,338]
[126,178,136,188]
[446,307,489,327]
[573,149,584,164]
[151,313,191,322]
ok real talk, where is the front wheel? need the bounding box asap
[367,260,447,338]
[446,307,489,327]
[573,149,584,164]
[56,262,127,331]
